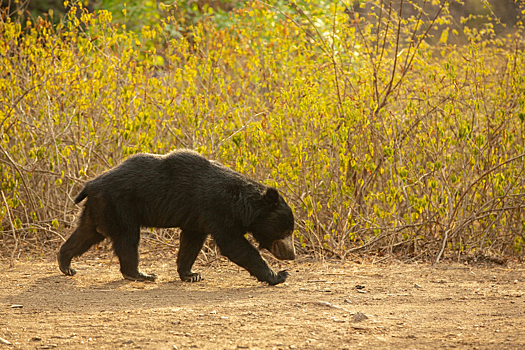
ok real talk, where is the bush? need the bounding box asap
[1,0,524,261]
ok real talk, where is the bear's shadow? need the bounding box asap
[4,273,269,313]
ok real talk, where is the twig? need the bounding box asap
[1,190,18,267]
[212,113,262,156]
[313,301,352,313]
[0,143,40,218]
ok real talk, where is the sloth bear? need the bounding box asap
[58,150,295,285]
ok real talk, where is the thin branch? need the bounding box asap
[1,190,18,267]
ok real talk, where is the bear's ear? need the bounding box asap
[263,187,279,205]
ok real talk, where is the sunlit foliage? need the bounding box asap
[1,0,524,259]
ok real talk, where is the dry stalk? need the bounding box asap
[1,190,18,266]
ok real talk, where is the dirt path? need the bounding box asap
[1,255,524,349]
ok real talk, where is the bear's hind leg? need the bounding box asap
[177,230,208,282]
[58,211,105,276]
[113,228,156,282]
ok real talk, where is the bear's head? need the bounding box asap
[249,187,295,261]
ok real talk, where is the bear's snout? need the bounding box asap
[270,235,295,261]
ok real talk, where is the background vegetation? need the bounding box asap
[1,0,524,263]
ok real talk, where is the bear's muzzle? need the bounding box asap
[270,235,295,260]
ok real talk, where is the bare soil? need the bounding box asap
[1,253,524,349]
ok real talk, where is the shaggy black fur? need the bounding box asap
[57,150,295,285]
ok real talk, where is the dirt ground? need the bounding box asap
[1,252,524,349]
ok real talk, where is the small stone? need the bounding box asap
[352,312,369,322]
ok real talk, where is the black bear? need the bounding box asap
[57,150,295,285]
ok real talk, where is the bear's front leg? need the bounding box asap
[214,235,289,285]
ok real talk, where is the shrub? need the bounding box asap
[1,0,524,261]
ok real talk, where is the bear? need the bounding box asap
[57,149,295,285]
